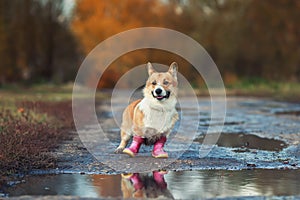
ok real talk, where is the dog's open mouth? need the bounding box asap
[151,91,171,101]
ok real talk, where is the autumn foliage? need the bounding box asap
[0,0,300,86]
[72,0,300,88]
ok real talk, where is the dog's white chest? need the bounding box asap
[138,99,176,133]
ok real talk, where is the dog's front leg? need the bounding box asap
[115,130,130,153]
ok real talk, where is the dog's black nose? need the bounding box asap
[155,88,162,95]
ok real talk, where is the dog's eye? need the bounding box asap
[163,80,169,85]
[152,81,157,85]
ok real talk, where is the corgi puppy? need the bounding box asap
[115,62,179,158]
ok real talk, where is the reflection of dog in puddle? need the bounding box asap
[121,170,173,199]
[115,62,179,158]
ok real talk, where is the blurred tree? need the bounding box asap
[0,0,19,84]
[239,0,300,81]
[189,0,300,82]
[2,0,299,86]
[0,0,79,85]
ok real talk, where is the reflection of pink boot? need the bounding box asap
[153,171,168,189]
[152,136,168,158]
[130,173,144,190]
[123,136,144,157]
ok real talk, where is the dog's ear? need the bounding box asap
[147,62,156,76]
[168,62,178,80]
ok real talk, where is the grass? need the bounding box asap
[1,110,62,172]
[0,84,75,179]
[0,82,73,104]
[195,78,300,102]
[0,101,74,177]
[225,79,300,101]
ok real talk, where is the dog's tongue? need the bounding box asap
[156,96,164,100]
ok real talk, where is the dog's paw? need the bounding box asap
[114,147,124,154]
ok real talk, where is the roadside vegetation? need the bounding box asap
[0,85,74,180]
[191,79,300,102]
[225,79,300,102]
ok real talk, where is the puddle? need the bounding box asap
[2,170,300,199]
[199,119,244,126]
[195,133,287,152]
[275,110,300,116]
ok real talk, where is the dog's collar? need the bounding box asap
[151,91,171,101]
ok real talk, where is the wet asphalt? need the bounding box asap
[50,97,300,174]
[2,97,300,199]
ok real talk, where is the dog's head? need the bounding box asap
[143,62,178,102]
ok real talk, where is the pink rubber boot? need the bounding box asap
[152,136,168,158]
[123,136,144,157]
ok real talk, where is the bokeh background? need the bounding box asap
[1,0,299,91]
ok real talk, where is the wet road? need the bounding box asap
[39,97,300,173]
[88,97,300,172]
[2,97,300,199]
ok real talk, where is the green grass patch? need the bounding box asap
[0,83,73,103]
[0,83,106,107]
[224,79,300,101]
[192,79,300,101]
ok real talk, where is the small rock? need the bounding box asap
[44,187,50,190]
[247,163,256,167]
